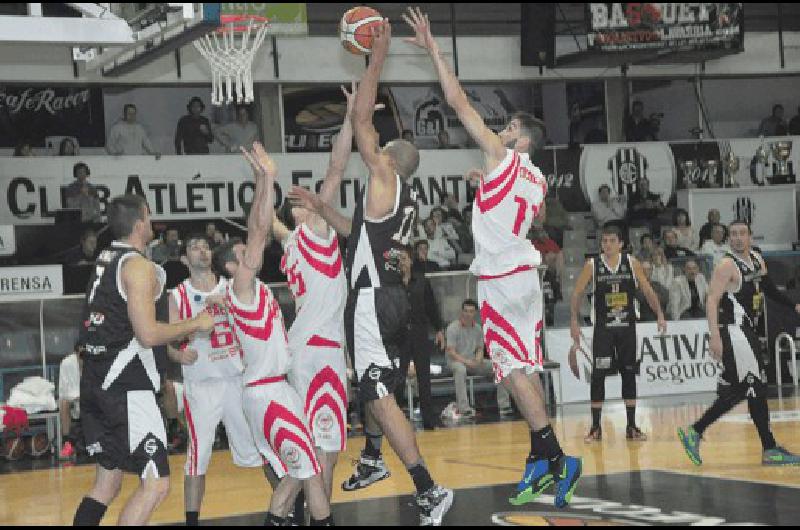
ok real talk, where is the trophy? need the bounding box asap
[680,159,698,188]
[702,159,720,188]
[770,140,794,183]
[722,150,740,187]
[751,136,769,185]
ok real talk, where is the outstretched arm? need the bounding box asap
[404,7,505,164]
[288,186,352,237]
[319,83,358,206]
[570,260,594,344]
[352,20,394,186]
[233,143,277,302]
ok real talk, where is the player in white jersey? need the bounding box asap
[167,232,266,526]
[272,84,354,504]
[210,143,332,527]
[405,7,582,509]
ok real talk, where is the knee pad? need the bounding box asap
[590,372,606,403]
[621,371,637,401]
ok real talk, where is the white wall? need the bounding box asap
[0,32,799,85]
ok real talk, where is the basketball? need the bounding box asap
[26,433,51,458]
[339,6,383,55]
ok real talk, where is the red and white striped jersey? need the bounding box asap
[172,278,243,382]
[470,148,547,277]
[226,278,291,385]
[280,224,347,344]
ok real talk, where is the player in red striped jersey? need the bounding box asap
[271,83,359,505]
[405,6,582,509]
[211,143,332,526]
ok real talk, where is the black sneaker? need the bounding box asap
[626,426,648,441]
[341,451,391,491]
[584,426,602,444]
[415,485,454,526]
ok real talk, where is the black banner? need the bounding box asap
[587,3,743,52]
[0,86,106,148]
[670,141,723,189]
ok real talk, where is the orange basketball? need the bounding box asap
[339,6,384,55]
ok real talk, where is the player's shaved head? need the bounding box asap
[384,139,420,182]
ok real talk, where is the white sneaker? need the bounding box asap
[341,452,391,491]
[415,485,454,526]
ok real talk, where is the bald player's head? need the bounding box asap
[383,140,420,182]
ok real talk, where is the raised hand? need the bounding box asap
[342,82,385,118]
[370,18,392,59]
[288,185,323,215]
[241,141,277,179]
[402,7,436,52]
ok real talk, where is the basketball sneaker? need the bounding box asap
[415,485,454,526]
[554,456,582,509]
[584,426,602,444]
[341,451,391,491]
[626,426,648,441]
[762,446,800,466]
[508,458,554,506]
[678,426,703,466]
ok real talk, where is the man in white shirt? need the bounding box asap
[423,218,455,269]
[214,105,260,153]
[669,259,709,320]
[592,184,627,227]
[58,343,84,459]
[106,104,161,158]
[700,224,731,267]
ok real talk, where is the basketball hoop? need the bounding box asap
[193,19,269,106]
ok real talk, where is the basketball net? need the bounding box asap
[193,19,269,106]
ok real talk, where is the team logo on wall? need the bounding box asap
[580,144,676,211]
[734,197,755,227]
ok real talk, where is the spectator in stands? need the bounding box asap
[175,96,213,155]
[700,224,731,266]
[64,163,102,224]
[13,141,34,157]
[624,101,656,141]
[58,342,85,459]
[397,247,445,430]
[637,233,657,261]
[58,138,78,156]
[64,162,94,197]
[790,106,800,135]
[414,240,442,273]
[530,227,565,281]
[437,129,457,149]
[650,246,676,288]
[670,259,708,320]
[673,208,699,251]
[163,238,190,290]
[454,205,474,255]
[446,300,512,418]
[205,222,217,241]
[212,230,226,248]
[424,217,456,269]
[430,206,461,254]
[699,208,726,247]
[106,103,161,158]
[663,229,697,260]
[627,177,665,236]
[151,228,181,265]
[64,229,99,265]
[214,104,259,153]
[543,194,572,248]
[758,104,788,137]
[401,129,415,143]
[592,184,627,228]
[636,259,670,323]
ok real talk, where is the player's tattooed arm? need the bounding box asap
[706,258,737,361]
[570,259,594,344]
[631,256,667,334]
[403,7,505,164]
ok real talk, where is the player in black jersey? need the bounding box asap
[72,195,214,526]
[570,224,667,443]
[289,20,453,526]
[679,220,800,466]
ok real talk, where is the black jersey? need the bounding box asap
[345,175,418,290]
[719,250,765,328]
[80,241,166,393]
[593,253,638,328]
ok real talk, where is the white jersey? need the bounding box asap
[172,278,243,382]
[470,148,547,277]
[227,278,291,385]
[280,224,347,345]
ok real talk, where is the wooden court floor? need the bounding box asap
[2,393,799,525]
